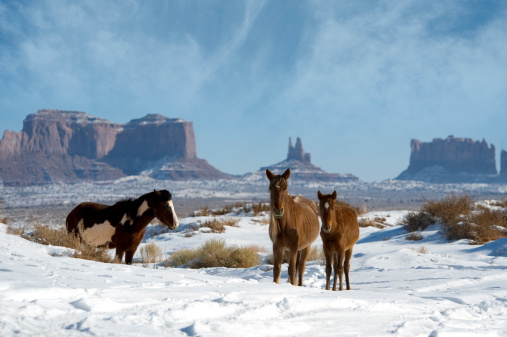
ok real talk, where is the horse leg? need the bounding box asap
[287,248,298,286]
[297,247,310,286]
[115,249,125,263]
[125,250,136,265]
[272,244,283,284]
[335,249,345,291]
[344,248,353,290]
[324,250,332,290]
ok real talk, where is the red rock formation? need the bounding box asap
[397,135,497,183]
[500,150,507,181]
[260,137,358,182]
[0,110,229,186]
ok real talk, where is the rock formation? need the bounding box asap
[0,110,230,186]
[259,137,358,182]
[500,150,507,182]
[396,135,498,183]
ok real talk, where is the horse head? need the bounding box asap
[266,168,291,219]
[148,190,179,230]
[318,190,338,233]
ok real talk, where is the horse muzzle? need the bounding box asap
[273,207,284,219]
[322,225,331,234]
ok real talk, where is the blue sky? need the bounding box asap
[1,0,506,182]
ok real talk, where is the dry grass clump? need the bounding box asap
[415,246,428,254]
[400,194,507,244]
[6,225,25,236]
[358,217,386,229]
[1,216,8,224]
[139,242,164,265]
[24,224,112,263]
[198,217,239,233]
[400,211,436,232]
[164,238,261,269]
[406,232,424,241]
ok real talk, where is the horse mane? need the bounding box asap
[113,191,154,219]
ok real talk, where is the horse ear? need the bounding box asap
[317,191,323,200]
[282,168,290,180]
[266,169,275,181]
[332,190,337,200]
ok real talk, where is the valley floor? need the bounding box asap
[1,209,507,336]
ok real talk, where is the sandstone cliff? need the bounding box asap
[259,137,358,182]
[500,150,507,182]
[0,110,230,186]
[396,135,498,183]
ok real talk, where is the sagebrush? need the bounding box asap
[399,194,507,244]
[22,224,112,263]
[164,238,261,269]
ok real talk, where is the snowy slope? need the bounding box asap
[2,210,507,336]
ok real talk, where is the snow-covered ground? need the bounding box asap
[2,208,507,336]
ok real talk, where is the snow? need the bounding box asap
[2,207,507,336]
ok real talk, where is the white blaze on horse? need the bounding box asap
[66,190,179,264]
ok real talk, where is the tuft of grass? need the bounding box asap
[358,218,385,229]
[6,225,25,236]
[164,238,261,269]
[23,224,112,263]
[1,217,8,224]
[406,232,424,241]
[415,246,428,254]
[251,202,270,216]
[139,242,164,265]
[198,217,239,233]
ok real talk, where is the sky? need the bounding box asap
[1,0,506,182]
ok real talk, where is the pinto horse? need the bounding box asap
[66,190,179,264]
[266,168,320,286]
[317,190,359,291]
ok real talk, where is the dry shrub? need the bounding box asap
[401,194,507,244]
[416,246,428,254]
[164,238,261,269]
[24,224,112,263]
[468,206,507,244]
[252,202,270,216]
[6,225,25,236]
[164,248,199,267]
[211,204,234,216]
[252,217,270,225]
[1,217,8,224]
[139,242,164,264]
[199,217,239,233]
[423,194,474,227]
[358,218,385,229]
[406,232,424,241]
[400,211,436,232]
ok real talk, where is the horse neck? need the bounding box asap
[131,195,155,230]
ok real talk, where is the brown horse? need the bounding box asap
[317,190,359,291]
[66,190,179,264]
[266,168,320,286]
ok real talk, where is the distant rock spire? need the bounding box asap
[287,137,311,163]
